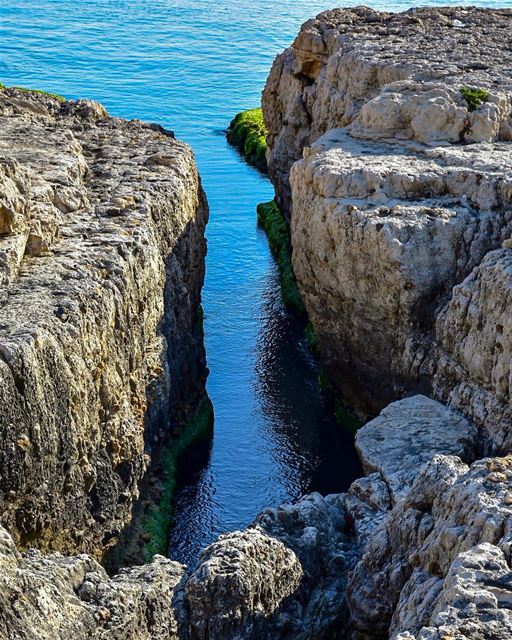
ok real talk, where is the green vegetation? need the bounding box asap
[0,82,65,102]
[460,86,489,112]
[317,367,333,393]
[227,108,268,171]
[143,396,214,561]
[257,200,305,314]
[318,365,363,432]
[256,201,360,429]
[333,399,363,433]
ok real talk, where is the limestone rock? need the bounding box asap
[185,529,303,640]
[355,395,477,503]
[395,543,512,640]
[434,247,512,452]
[0,87,208,556]
[263,7,512,438]
[263,6,512,217]
[255,492,358,638]
[289,124,512,416]
[347,454,512,639]
[0,523,186,639]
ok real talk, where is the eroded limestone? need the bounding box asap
[0,87,208,556]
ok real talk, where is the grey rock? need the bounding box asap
[0,523,186,639]
[254,492,358,638]
[263,6,512,217]
[185,528,303,640]
[395,543,512,640]
[347,454,512,639]
[263,6,512,434]
[434,247,512,453]
[356,395,477,503]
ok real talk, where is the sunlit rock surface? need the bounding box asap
[260,8,512,637]
[263,6,512,434]
[0,87,208,556]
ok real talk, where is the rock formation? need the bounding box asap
[3,7,512,640]
[258,6,512,639]
[263,6,512,436]
[5,394,511,640]
[0,87,208,556]
[0,525,186,640]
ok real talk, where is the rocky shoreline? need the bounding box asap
[1,6,512,640]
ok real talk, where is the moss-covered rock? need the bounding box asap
[143,396,214,561]
[257,200,305,314]
[227,108,267,171]
[0,83,65,102]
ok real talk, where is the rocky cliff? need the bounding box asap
[0,87,208,556]
[262,7,512,440]
[254,6,512,639]
[3,7,512,640]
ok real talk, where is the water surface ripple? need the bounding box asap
[0,0,507,566]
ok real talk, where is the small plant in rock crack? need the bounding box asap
[460,86,489,112]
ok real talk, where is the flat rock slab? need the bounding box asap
[355,395,477,502]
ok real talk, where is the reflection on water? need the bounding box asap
[170,245,362,566]
[0,0,503,568]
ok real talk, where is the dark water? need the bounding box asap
[0,0,502,567]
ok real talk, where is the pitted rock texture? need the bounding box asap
[263,7,512,436]
[347,454,512,640]
[0,87,208,555]
[395,543,512,640]
[0,524,186,640]
[185,529,303,640]
[434,247,512,453]
[355,395,477,503]
[254,491,358,638]
[263,6,512,216]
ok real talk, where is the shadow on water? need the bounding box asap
[254,280,363,498]
[168,145,362,566]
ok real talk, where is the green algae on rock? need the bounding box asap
[143,395,214,561]
[227,108,267,171]
[256,200,305,314]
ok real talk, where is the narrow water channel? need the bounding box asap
[168,133,362,565]
[3,0,486,567]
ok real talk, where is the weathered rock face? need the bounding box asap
[261,10,512,636]
[0,87,208,556]
[263,6,512,217]
[347,453,512,640]
[2,395,510,640]
[355,395,477,504]
[344,400,506,639]
[263,7,512,435]
[185,529,303,640]
[434,247,512,453]
[0,524,186,640]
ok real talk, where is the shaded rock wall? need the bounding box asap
[0,88,208,556]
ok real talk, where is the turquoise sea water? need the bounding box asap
[1,0,508,566]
